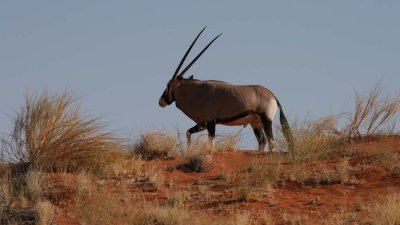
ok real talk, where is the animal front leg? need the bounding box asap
[206,120,216,147]
[186,123,206,147]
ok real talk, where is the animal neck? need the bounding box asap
[173,80,199,107]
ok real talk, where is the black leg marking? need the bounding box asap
[206,119,216,139]
[259,114,275,151]
[188,124,205,134]
[186,123,206,146]
[253,127,266,150]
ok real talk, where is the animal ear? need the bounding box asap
[188,75,194,79]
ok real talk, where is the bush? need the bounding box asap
[133,131,177,160]
[279,119,337,163]
[1,90,125,174]
[344,82,400,139]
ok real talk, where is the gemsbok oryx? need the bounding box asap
[159,27,294,151]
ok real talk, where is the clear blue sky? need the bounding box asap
[1,1,399,148]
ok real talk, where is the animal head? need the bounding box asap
[159,27,221,107]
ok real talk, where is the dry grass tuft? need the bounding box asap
[259,211,274,225]
[180,149,212,172]
[289,121,336,163]
[1,90,126,174]
[214,134,240,152]
[231,211,251,225]
[35,200,54,225]
[26,170,47,201]
[165,189,190,208]
[280,119,337,163]
[344,82,400,139]
[312,82,400,142]
[247,157,282,190]
[370,193,400,225]
[133,131,177,160]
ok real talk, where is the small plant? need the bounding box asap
[248,158,282,190]
[307,197,321,205]
[236,179,255,202]
[355,198,364,212]
[133,131,177,160]
[178,149,212,172]
[166,189,189,208]
[336,158,351,184]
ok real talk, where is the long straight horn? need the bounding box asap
[172,27,206,80]
[178,33,222,77]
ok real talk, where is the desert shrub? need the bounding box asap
[344,82,400,139]
[315,82,400,141]
[179,148,212,172]
[1,90,125,174]
[133,131,177,160]
[279,119,337,163]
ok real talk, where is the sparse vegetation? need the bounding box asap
[0,84,399,224]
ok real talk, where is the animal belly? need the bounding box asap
[220,117,250,126]
[219,113,262,127]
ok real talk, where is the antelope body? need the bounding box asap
[159,28,293,151]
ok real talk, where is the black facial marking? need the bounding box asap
[161,82,175,105]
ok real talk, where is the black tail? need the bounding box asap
[277,100,294,151]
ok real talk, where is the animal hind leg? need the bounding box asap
[186,123,206,146]
[260,114,276,152]
[249,113,266,151]
[252,127,266,151]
